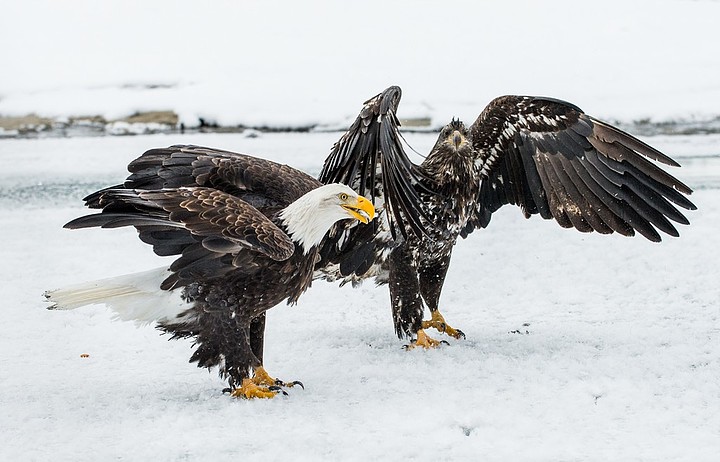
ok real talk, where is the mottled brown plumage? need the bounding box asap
[318,86,696,345]
[57,145,374,395]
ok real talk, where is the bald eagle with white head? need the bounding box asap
[45,146,375,398]
[318,86,696,348]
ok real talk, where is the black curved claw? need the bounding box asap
[440,340,450,346]
[274,379,304,390]
[268,385,289,396]
[456,329,466,340]
[402,338,417,350]
[222,387,232,394]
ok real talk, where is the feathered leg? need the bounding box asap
[388,245,423,338]
[249,313,266,363]
[162,308,292,399]
[226,323,290,399]
[389,246,445,348]
[418,253,465,340]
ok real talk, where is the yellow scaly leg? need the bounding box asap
[404,328,448,350]
[230,366,303,399]
[421,310,465,339]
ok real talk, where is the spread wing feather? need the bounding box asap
[316,86,440,281]
[318,85,432,239]
[67,186,295,258]
[66,187,296,289]
[66,145,323,290]
[465,95,696,241]
[84,145,321,211]
[141,188,295,260]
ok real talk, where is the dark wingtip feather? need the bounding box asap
[64,214,104,229]
[591,118,680,167]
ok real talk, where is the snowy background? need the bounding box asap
[2,0,720,129]
[1,1,720,461]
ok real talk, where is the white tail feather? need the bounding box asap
[44,267,191,326]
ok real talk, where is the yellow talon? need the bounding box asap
[231,378,278,399]
[405,329,446,350]
[421,311,465,339]
[251,366,277,387]
[229,366,303,399]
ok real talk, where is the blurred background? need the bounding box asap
[2,0,720,137]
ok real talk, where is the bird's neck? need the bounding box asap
[279,192,335,255]
[419,147,481,231]
[421,147,478,189]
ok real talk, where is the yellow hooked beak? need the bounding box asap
[342,195,375,224]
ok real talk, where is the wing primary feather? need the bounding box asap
[549,153,612,233]
[618,163,694,223]
[508,133,531,209]
[595,157,687,232]
[540,153,593,232]
[574,153,640,236]
[591,119,680,167]
[630,169,696,217]
[533,156,574,228]
[319,86,436,239]
[515,141,550,218]
[587,136,693,196]
[64,213,182,230]
[582,150,662,241]
[567,156,635,236]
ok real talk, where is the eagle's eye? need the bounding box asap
[338,192,349,201]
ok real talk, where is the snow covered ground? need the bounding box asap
[2,0,720,129]
[1,0,720,459]
[0,132,718,460]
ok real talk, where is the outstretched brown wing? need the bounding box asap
[86,144,321,211]
[464,95,696,241]
[66,187,296,289]
[70,145,324,289]
[318,85,432,239]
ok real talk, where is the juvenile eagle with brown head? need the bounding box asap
[318,86,696,348]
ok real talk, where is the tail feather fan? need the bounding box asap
[44,267,190,326]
